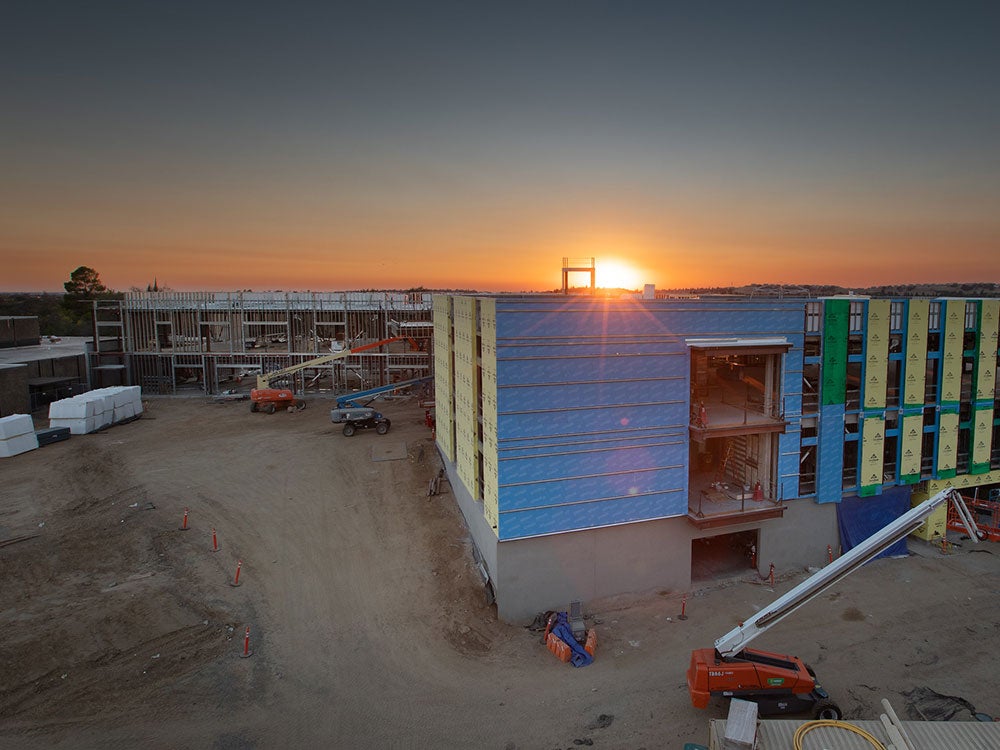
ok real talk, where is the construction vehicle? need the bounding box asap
[335,375,433,408]
[687,488,979,719]
[327,376,432,437]
[249,335,421,414]
[250,388,305,413]
[330,406,391,437]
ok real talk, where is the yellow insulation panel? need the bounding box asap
[972,407,993,471]
[479,298,499,533]
[936,411,959,475]
[939,300,964,404]
[903,299,928,407]
[899,414,923,480]
[432,296,455,462]
[864,300,890,410]
[452,297,481,500]
[860,416,885,491]
[927,469,1000,494]
[977,299,999,400]
[911,501,948,542]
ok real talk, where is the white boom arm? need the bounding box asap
[256,347,353,390]
[255,335,417,390]
[714,487,978,658]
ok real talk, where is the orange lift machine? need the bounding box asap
[687,487,979,718]
[250,335,420,414]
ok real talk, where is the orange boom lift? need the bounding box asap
[687,487,979,718]
[250,335,420,413]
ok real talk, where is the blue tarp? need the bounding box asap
[837,486,912,560]
[550,612,593,667]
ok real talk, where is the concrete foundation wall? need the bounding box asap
[444,450,499,591]
[758,498,840,571]
[448,431,841,623]
[488,499,839,623]
[494,518,692,622]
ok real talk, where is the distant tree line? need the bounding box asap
[3,272,1000,339]
[0,266,123,336]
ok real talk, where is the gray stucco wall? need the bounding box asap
[758,498,840,572]
[446,439,841,623]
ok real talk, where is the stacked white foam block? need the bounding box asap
[0,413,39,458]
[48,386,143,434]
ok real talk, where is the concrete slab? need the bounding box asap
[371,442,407,462]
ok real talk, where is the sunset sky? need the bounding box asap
[2,2,999,293]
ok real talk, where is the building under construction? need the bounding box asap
[433,292,1000,621]
[89,291,434,396]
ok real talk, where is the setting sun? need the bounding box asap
[596,260,642,290]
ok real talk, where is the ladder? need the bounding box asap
[715,440,734,484]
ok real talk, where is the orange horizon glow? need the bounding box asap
[0,188,993,291]
[3,223,998,294]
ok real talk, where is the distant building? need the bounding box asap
[0,317,89,415]
[432,294,1000,622]
[90,291,433,395]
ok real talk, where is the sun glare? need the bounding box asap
[596,261,641,290]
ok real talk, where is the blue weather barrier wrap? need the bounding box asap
[837,486,912,560]
[550,613,593,668]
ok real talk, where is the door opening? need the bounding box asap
[691,529,758,583]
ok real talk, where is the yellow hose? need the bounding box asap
[793,720,886,750]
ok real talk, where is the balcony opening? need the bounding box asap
[689,341,788,438]
[688,433,784,527]
[686,339,789,529]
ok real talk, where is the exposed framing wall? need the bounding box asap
[94,291,434,395]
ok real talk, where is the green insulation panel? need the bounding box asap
[822,299,849,406]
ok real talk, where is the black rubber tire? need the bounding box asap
[342,423,356,437]
[813,701,842,720]
[250,402,258,413]
[266,402,276,414]
[295,400,306,411]
[376,421,389,435]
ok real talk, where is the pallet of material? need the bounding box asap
[0,415,39,458]
[47,386,144,434]
[35,427,71,447]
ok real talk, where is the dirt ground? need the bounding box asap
[1,397,998,749]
